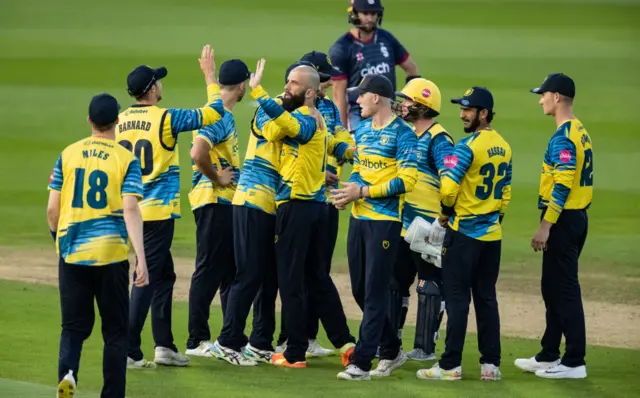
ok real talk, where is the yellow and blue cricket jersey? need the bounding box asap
[538,118,593,223]
[349,116,418,222]
[440,128,513,241]
[188,110,240,210]
[232,96,283,216]
[48,137,143,266]
[250,86,353,208]
[401,123,454,236]
[317,96,355,200]
[116,83,225,221]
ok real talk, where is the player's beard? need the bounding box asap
[463,113,481,133]
[282,91,306,112]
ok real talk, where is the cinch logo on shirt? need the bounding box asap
[444,155,458,168]
[361,158,389,169]
[360,62,391,77]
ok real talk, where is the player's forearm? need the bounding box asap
[334,127,355,146]
[500,185,512,216]
[46,192,61,232]
[544,183,571,224]
[440,176,460,209]
[251,86,314,142]
[123,197,146,260]
[368,172,416,198]
[332,81,349,128]
[191,146,221,185]
[400,57,419,77]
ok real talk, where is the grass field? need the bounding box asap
[1,0,639,396]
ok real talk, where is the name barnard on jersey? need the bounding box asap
[118,120,152,133]
[360,62,391,77]
[358,158,389,169]
[487,146,506,158]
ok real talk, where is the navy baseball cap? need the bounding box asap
[530,73,575,99]
[127,65,167,98]
[89,93,121,126]
[451,87,494,110]
[348,74,394,98]
[352,0,384,12]
[219,59,251,86]
[284,61,330,84]
[300,51,341,82]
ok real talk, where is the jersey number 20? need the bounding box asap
[119,139,153,176]
[72,168,108,209]
[476,162,508,200]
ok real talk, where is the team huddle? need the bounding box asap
[47,0,594,397]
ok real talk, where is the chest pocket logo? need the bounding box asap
[380,43,389,58]
[380,135,389,145]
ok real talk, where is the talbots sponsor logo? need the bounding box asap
[382,240,390,249]
[361,158,389,170]
[559,149,572,163]
[360,62,391,77]
[444,155,458,168]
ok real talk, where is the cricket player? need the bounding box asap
[386,78,454,362]
[417,87,512,381]
[49,93,149,398]
[332,74,418,381]
[242,61,356,369]
[515,73,591,379]
[119,45,225,369]
[275,51,354,358]
[329,0,419,131]
[209,62,285,367]
[185,59,249,357]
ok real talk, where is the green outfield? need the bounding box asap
[0,0,639,396]
[1,279,639,398]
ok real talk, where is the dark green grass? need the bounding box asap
[1,279,639,398]
[0,0,638,278]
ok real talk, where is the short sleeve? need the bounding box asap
[122,157,143,197]
[48,154,63,191]
[328,40,349,80]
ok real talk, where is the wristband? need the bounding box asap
[405,75,421,83]
[50,229,57,242]
[359,186,364,199]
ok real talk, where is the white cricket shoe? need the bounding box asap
[406,348,436,361]
[514,356,560,373]
[370,350,408,377]
[57,370,76,398]
[337,364,371,381]
[154,347,189,367]
[210,340,258,366]
[480,363,502,381]
[416,363,462,381]
[185,340,215,357]
[127,357,157,369]
[306,339,334,358]
[535,364,587,379]
[242,343,273,363]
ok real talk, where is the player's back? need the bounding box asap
[50,137,142,266]
[232,106,282,216]
[116,105,180,221]
[189,111,240,209]
[443,128,512,241]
